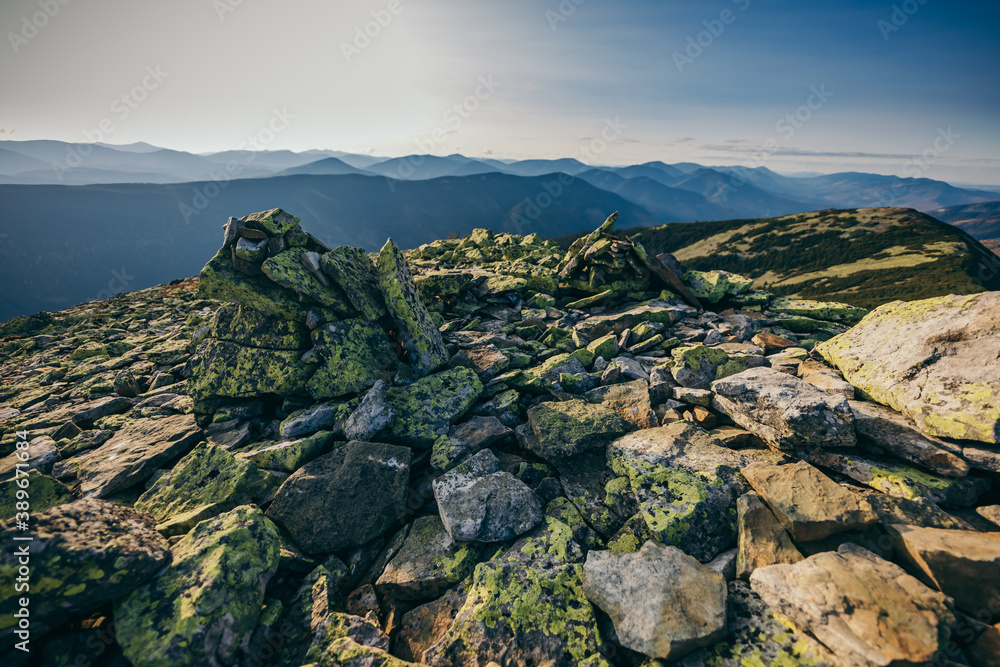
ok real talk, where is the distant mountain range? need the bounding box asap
[930,202,1000,256]
[2,139,999,321]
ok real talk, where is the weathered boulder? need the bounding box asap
[431,415,512,472]
[423,517,606,666]
[319,245,388,322]
[735,492,803,579]
[0,470,73,521]
[817,292,1000,444]
[0,499,169,643]
[385,367,483,448]
[306,318,399,400]
[209,302,311,350]
[741,461,878,541]
[72,414,203,497]
[886,524,1000,620]
[234,430,336,473]
[375,515,486,601]
[432,449,542,542]
[583,379,658,429]
[188,339,317,403]
[266,441,411,553]
[850,399,969,477]
[279,400,353,439]
[582,541,727,660]
[711,366,856,451]
[135,442,275,535]
[343,380,394,441]
[606,423,751,562]
[377,239,450,376]
[261,248,353,312]
[524,399,629,461]
[115,506,282,667]
[750,543,957,666]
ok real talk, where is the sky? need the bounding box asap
[2,0,999,185]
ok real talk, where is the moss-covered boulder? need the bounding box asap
[375,515,487,601]
[306,319,399,400]
[769,296,868,323]
[0,470,73,521]
[683,270,754,304]
[188,339,317,404]
[377,239,450,376]
[817,292,1000,444]
[209,302,311,350]
[242,207,301,236]
[422,517,608,666]
[114,505,282,667]
[266,441,411,554]
[385,367,483,448]
[0,499,169,644]
[669,344,766,390]
[524,399,629,461]
[606,423,752,563]
[198,248,309,321]
[235,430,339,473]
[135,443,276,535]
[262,249,354,314]
[319,245,388,322]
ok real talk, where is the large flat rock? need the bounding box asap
[818,292,1000,444]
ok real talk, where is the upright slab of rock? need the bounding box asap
[377,238,449,376]
[818,292,1000,444]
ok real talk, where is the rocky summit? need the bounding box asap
[1,207,999,667]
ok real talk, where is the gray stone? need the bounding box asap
[279,400,352,439]
[432,449,542,542]
[711,367,856,451]
[266,441,411,554]
[343,380,394,441]
[582,541,727,660]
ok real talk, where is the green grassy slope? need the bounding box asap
[554,207,1000,310]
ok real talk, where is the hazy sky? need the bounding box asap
[2,0,999,184]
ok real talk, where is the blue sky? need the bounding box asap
[2,0,998,184]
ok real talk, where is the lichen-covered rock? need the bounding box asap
[524,399,629,461]
[606,423,751,562]
[115,505,281,667]
[711,367,856,451]
[261,248,354,313]
[385,367,483,448]
[377,238,450,376]
[741,461,878,542]
[582,541,728,660]
[198,248,309,321]
[0,498,169,644]
[306,318,399,400]
[188,339,317,404]
[375,515,486,601]
[750,543,957,667]
[433,449,542,542]
[803,449,989,507]
[135,443,275,535]
[583,379,658,429]
[431,416,512,472]
[423,516,607,667]
[448,344,510,381]
[234,430,337,473]
[319,245,388,322]
[72,414,203,498]
[266,441,410,554]
[242,207,301,236]
[575,302,684,339]
[817,292,1000,444]
[0,470,73,520]
[769,297,868,323]
[683,270,753,304]
[209,302,312,350]
[668,345,765,390]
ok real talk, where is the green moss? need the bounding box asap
[386,367,483,448]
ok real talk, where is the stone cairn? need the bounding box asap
[0,207,999,667]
